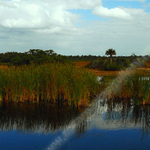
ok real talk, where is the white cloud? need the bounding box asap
[92,6,132,20]
[66,0,102,9]
[0,0,150,56]
[0,1,76,30]
[0,0,102,30]
[121,7,145,15]
[36,27,82,35]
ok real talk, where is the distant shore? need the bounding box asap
[74,61,150,76]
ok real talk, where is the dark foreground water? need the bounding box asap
[0,100,150,150]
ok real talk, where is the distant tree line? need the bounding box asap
[0,49,149,70]
[0,49,69,66]
[85,52,149,71]
[68,48,149,70]
[68,53,149,62]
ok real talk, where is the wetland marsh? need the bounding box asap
[0,59,149,150]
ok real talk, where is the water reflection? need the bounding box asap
[0,102,86,134]
[97,99,150,135]
[1,100,150,136]
[0,99,150,150]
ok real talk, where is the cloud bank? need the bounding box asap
[0,0,150,56]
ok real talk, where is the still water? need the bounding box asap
[0,100,150,150]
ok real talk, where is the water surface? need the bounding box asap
[0,100,150,150]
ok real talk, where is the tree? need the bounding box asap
[105,49,116,64]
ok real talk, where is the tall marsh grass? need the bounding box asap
[0,63,100,107]
[100,71,150,105]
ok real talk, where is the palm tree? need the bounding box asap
[105,49,116,64]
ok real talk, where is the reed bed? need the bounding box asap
[0,63,100,107]
[100,71,150,105]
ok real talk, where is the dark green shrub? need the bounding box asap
[104,62,124,71]
[85,58,104,69]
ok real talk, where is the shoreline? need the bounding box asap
[90,68,150,76]
[74,62,150,76]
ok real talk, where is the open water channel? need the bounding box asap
[0,99,150,150]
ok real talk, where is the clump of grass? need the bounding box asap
[101,71,150,105]
[0,63,100,107]
[121,71,150,105]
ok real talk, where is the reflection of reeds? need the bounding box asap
[0,63,100,106]
[0,101,86,133]
[104,99,150,136]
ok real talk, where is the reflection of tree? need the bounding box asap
[103,99,150,136]
[74,120,87,139]
[0,102,86,134]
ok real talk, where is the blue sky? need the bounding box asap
[69,0,150,21]
[0,0,150,56]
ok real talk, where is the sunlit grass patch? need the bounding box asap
[100,71,150,105]
[0,63,100,107]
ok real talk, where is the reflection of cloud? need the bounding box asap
[89,117,143,131]
[85,102,146,131]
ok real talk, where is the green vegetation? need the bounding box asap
[103,62,124,71]
[0,49,69,66]
[105,48,116,64]
[86,49,149,71]
[86,54,149,71]
[0,49,149,107]
[99,71,150,105]
[0,63,100,107]
[0,49,149,71]
[86,57,130,70]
